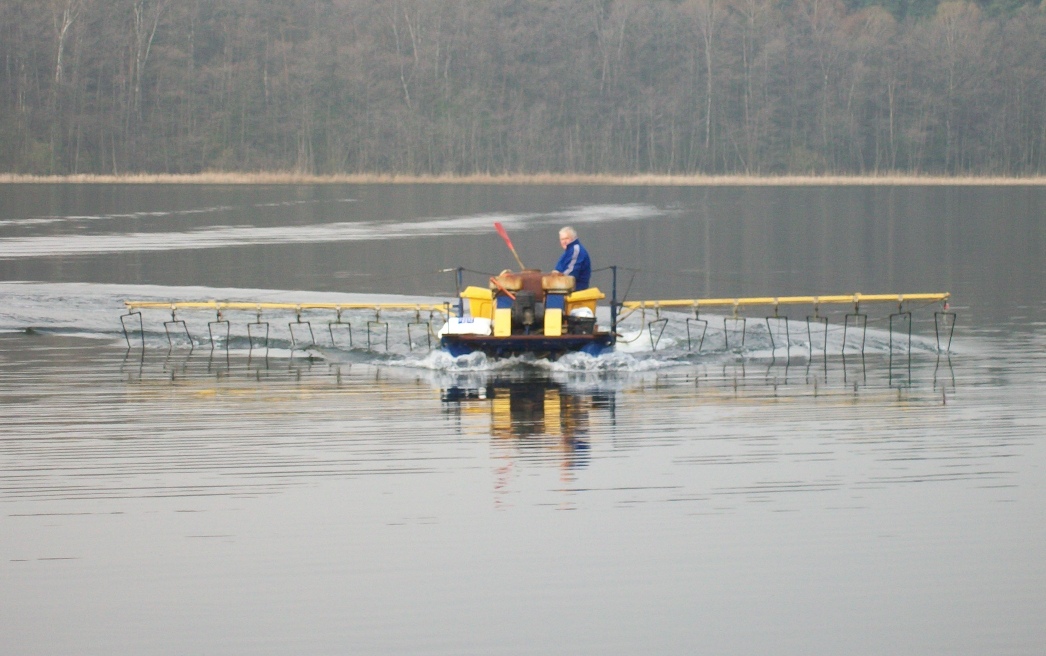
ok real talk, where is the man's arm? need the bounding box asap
[557,244,581,275]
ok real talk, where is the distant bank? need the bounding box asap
[2,172,1046,186]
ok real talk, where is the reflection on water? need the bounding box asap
[442,377,603,499]
[1,334,978,506]
[3,321,1045,655]
[3,182,1046,655]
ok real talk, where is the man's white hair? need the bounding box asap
[559,226,577,240]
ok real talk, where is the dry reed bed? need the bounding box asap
[2,172,1046,186]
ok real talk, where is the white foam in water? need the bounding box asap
[2,197,352,228]
[0,203,669,258]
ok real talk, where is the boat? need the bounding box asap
[120,277,954,359]
[438,268,616,359]
[118,225,956,359]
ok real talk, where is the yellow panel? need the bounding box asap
[493,308,512,336]
[565,287,605,303]
[565,287,605,317]
[461,285,494,320]
[461,286,493,299]
[544,308,563,336]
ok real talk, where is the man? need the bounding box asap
[553,226,591,291]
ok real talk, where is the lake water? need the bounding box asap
[2,184,1044,655]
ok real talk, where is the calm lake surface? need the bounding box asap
[2,184,1044,655]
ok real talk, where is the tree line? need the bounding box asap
[2,0,1044,176]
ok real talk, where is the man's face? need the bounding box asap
[559,234,570,249]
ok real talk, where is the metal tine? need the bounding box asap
[723,316,746,350]
[329,321,353,348]
[120,311,144,349]
[407,308,435,352]
[248,322,270,351]
[647,317,668,351]
[163,312,193,351]
[686,311,708,352]
[934,310,957,353]
[842,305,867,355]
[247,307,269,352]
[806,314,828,358]
[328,307,353,349]
[889,309,913,356]
[208,320,230,350]
[407,322,432,351]
[765,304,790,355]
[367,321,389,351]
[288,307,315,351]
[367,308,389,351]
[289,321,315,351]
[208,309,230,350]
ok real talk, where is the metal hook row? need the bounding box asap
[625,302,956,357]
[120,304,445,353]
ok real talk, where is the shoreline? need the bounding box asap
[2,172,1046,186]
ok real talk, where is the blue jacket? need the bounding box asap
[554,239,591,290]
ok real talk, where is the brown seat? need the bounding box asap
[490,271,524,292]
[542,273,575,293]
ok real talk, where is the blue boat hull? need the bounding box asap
[440,332,614,359]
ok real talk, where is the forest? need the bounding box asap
[2,0,1045,176]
